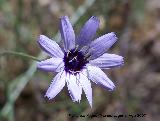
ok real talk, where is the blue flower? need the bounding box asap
[37,16,124,107]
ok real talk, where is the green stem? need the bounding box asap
[0,51,40,61]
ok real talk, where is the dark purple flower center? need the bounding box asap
[63,48,89,75]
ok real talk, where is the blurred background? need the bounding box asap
[0,0,160,121]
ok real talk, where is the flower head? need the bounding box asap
[37,16,124,107]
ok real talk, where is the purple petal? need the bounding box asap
[76,16,100,47]
[79,70,92,107]
[37,58,64,72]
[45,71,66,100]
[89,32,118,60]
[60,16,75,51]
[87,65,115,91]
[38,35,64,58]
[66,73,82,102]
[89,53,124,69]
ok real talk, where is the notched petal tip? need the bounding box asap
[60,15,69,20]
[38,35,49,44]
[109,32,118,41]
[44,94,52,100]
[37,61,42,69]
[103,79,115,91]
[37,61,47,71]
[107,32,118,42]
[91,16,100,23]
[116,55,124,67]
[39,34,45,40]
[120,57,125,65]
[108,84,116,91]
[37,35,46,44]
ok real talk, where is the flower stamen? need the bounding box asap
[63,48,89,75]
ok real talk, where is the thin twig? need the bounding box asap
[0,51,40,61]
